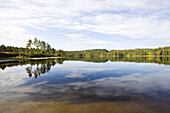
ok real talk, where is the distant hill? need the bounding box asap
[65,46,170,58]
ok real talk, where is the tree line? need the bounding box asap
[1,38,170,58]
[0,37,56,57]
[64,47,170,58]
[65,49,108,58]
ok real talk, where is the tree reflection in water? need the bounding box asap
[1,57,170,78]
[0,59,64,78]
[25,59,65,78]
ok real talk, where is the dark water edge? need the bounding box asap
[66,56,170,65]
[0,56,170,70]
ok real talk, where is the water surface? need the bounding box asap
[0,58,170,112]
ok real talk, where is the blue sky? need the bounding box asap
[0,0,170,50]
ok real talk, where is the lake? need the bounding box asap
[0,58,170,113]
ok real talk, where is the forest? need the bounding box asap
[0,37,56,57]
[0,38,170,58]
[65,47,170,58]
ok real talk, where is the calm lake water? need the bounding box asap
[0,58,170,112]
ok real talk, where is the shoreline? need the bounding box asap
[0,56,170,63]
[0,100,169,113]
[0,57,62,63]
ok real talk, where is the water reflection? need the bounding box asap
[0,57,170,71]
[0,57,170,106]
[0,59,64,78]
[25,60,56,78]
[66,57,170,66]
[1,57,170,79]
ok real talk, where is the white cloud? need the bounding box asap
[0,0,170,48]
[65,33,86,40]
[69,14,170,39]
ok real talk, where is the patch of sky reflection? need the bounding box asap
[0,60,170,103]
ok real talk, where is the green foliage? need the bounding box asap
[1,38,170,58]
[26,39,32,49]
[108,47,170,57]
[64,47,170,58]
[55,49,65,57]
[0,38,56,57]
[65,49,109,58]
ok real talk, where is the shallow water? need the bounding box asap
[0,58,170,112]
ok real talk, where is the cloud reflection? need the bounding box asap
[0,61,170,103]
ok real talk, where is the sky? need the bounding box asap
[0,0,170,51]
